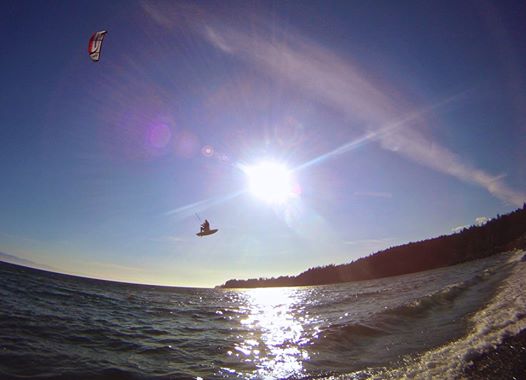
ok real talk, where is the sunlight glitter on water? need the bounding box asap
[234,288,315,379]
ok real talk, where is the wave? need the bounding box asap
[0,367,172,380]
[329,250,526,379]
[1,251,517,380]
[308,288,392,313]
[397,250,526,379]
[317,322,389,345]
[382,280,473,319]
[309,261,505,357]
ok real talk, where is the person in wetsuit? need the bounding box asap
[201,219,210,233]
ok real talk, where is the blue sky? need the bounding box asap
[1,0,525,287]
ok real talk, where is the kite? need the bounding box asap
[88,31,107,62]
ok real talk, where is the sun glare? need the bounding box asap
[243,162,296,204]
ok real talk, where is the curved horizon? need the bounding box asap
[1,1,525,287]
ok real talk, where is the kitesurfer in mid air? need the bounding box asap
[201,219,210,233]
[196,218,217,237]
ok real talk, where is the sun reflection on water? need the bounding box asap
[231,287,317,379]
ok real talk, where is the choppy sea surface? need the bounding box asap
[1,250,525,379]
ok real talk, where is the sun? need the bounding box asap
[242,161,297,204]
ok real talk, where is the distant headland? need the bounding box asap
[218,204,526,288]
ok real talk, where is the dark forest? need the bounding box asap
[220,204,526,288]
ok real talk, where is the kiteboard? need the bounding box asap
[196,229,218,237]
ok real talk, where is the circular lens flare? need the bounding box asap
[201,145,214,157]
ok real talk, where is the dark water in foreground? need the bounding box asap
[1,251,525,379]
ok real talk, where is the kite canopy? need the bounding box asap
[88,31,107,62]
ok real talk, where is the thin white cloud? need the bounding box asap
[204,26,235,53]
[353,191,393,199]
[344,238,393,245]
[149,235,186,243]
[0,251,56,271]
[452,225,469,234]
[165,190,244,219]
[142,4,526,207]
[343,238,395,255]
[91,261,142,273]
[475,216,490,226]
[452,216,490,233]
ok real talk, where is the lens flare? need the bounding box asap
[242,161,296,204]
[201,144,214,157]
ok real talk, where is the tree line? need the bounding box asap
[219,204,526,288]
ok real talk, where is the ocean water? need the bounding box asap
[1,250,525,380]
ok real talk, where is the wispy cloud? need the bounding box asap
[344,238,394,245]
[90,261,142,273]
[0,251,55,271]
[142,3,525,207]
[353,191,393,199]
[452,216,490,233]
[165,190,244,219]
[204,26,235,54]
[452,225,469,234]
[343,238,395,254]
[475,216,490,226]
[149,235,186,243]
